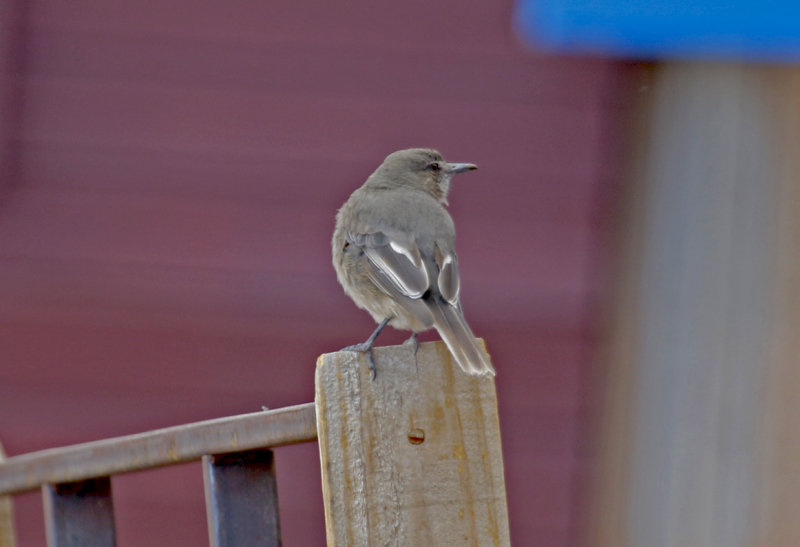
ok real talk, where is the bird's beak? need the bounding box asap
[447,162,478,174]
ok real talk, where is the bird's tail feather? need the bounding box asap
[430,301,496,377]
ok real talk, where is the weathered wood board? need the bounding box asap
[315,340,510,546]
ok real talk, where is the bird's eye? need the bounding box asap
[427,162,441,172]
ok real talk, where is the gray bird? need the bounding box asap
[332,148,495,378]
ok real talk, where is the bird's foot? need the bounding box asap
[402,333,419,356]
[340,342,378,380]
[403,333,420,375]
[339,317,391,381]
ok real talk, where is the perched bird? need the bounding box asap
[332,148,495,378]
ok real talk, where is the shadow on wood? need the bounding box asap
[315,340,510,546]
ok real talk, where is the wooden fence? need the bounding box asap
[0,341,509,546]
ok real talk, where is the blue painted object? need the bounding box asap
[515,0,800,61]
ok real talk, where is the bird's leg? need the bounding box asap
[403,332,420,375]
[402,332,419,356]
[341,316,391,380]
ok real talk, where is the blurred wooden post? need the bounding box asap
[589,63,800,547]
[315,341,510,546]
[0,442,15,547]
[755,67,800,547]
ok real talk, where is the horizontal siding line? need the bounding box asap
[18,32,605,108]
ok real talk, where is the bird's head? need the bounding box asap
[367,148,477,204]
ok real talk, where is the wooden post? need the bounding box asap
[315,340,510,547]
[588,63,800,547]
[754,67,800,547]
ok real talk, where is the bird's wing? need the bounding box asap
[346,230,429,299]
[434,242,460,306]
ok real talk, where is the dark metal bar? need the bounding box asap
[43,477,116,547]
[0,403,317,496]
[203,449,282,547]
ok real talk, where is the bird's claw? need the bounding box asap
[341,343,378,380]
[403,333,419,356]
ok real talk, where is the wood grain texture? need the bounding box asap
[315,341,509,546]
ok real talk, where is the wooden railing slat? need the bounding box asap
[0,403,316,496]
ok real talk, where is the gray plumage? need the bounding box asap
[332,148,495,377]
